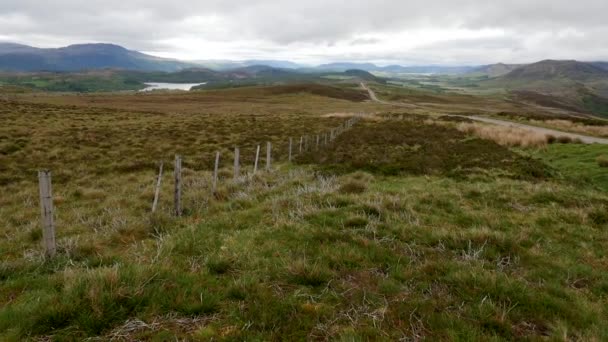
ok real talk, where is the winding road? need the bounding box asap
[361,83,608,145]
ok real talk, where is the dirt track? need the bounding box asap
[361,83,608,145]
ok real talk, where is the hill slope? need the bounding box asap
[0,43,193,72]
[480,60,608,117]
[498,60,608,83]
[468,63,523,77]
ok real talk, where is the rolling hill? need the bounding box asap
[498,60,608,83]
[467,63,523,77]
[311,63,475,74]
[482,60,608,117]
[0,43,193,72]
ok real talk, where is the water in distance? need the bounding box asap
[140,82,206,92]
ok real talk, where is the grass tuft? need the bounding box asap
[339,180,368,194]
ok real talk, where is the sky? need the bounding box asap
[0,0,607,65]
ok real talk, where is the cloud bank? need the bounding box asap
[1,0,607,64]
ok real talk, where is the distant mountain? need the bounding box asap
[315,62,379,72]
[0,43,39,54]
[378,65,476,74]
[468,63,523,77]
[195,60,306,70]
[483,60,608,117]
[307,62,475,74]
[0,43,193,72]
[592,62,608,71]
[498,60,608,83]
[229,65,300,78]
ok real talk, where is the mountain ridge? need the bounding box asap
[0,43,193,72]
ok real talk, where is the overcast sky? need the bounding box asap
[1,0,607,65]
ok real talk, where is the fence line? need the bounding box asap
[38,170,56,258]
[33,114,364,257]
[174,155,183,217]
[151,162,163,213]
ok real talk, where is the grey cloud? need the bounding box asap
[0,0,607,63]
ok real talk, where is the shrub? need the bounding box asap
[339,180,367,194]
[556,136,573,144]
[597,155,608,168]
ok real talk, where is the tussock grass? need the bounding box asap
[597,155,608,168]
[457,122,550,147]
[535,119,608,138]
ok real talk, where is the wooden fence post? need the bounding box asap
[316,135,320,149]
[212,152,220,193]
[234,147,240,179]
[304,135,308,151]
[174,155,182,217]
[253,145,261,174]
[324,133,328,145]
[266,142,272,170]
[288,137,293,162]
[299,136,303,153]
[38,170,56,258]
[151,162,163,212]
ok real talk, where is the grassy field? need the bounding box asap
[1,84,607,340]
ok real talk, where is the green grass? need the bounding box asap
[528,144,608,191]
[1,167,607,340]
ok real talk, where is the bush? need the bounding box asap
[597,155,608,168]
[556,136,573,144]
[339,180,367,194]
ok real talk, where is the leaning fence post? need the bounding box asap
[38,170,56,258]
[253,145,261,174]
[174,155,182,217]
[266,142,272,170]
[234,147,240,179]
[212,152,220,193]
[152,162,164,213]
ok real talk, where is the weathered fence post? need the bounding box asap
[253,145,261,174]
[38,170,56,258]
[299,136,303,153]
[234,147,240,179]
[288,138,293,162]
[151,162,163,212]
[174,155,182,217]
[266,142,272,170]
[304,135,309,151]
[212,152,220,193]
[316,135,320,149]
[324,133,328,145]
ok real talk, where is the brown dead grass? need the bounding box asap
[533,119,608,138]
[457,122,550,148]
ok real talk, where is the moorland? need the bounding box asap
[1,61,608,340]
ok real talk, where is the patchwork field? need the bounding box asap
[1,84,607,340]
